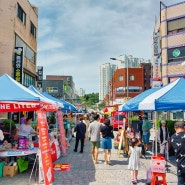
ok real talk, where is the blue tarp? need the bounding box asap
[28,85,64,109]
[42,92,78,112]
[119,88,159,111]
[0,74,40,102]
[119,77,185,111]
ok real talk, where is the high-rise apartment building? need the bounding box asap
[99,63,117,101]
[116,54,150,69]
[152,1,185,86]
[0,0,38,86]
[76,88,85,97]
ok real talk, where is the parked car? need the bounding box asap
[111,111,127,130]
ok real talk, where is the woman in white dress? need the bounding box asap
[128,138,142,184]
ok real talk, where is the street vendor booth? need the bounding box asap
[42,91,78,113]
[119,77,185,184]
[0,74,66,185]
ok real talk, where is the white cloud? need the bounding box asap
[29,0,182,93]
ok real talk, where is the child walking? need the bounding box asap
[128,138,142,184]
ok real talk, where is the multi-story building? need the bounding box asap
[116,54,149,69]
[42,75,76,104]
[0,0,38,86]
[99,63,117,101]
[105,55,151,105]
[76,88,85,97]
[107,66,150,105]
[152,1,185,86]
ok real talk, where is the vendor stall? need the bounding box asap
[0,148,38,157]
[0,74,65,185]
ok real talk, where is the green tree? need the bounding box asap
[81,93,99,109]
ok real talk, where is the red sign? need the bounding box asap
[57,111,66,155]
[50,142,57,162]
[40,102,58,112]
[38,111,54,185]
[53,163,71,172]
[0,101,40,112]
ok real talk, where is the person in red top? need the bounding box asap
[99,114,104,123]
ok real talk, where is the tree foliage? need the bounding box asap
[81,93,99,108]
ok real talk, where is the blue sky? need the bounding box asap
[29,0,180,94]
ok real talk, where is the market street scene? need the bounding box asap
[0,129,178,185]
[1,0,185,185]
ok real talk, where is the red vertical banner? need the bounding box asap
[57,110,66,155]
[37,110,54,185]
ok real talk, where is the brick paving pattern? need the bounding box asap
[0,130,178,185]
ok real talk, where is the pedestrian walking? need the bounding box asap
[63,114,70,138]
[157,120,170,162]
[88,114,101,164]
[74,117,86,153]
[171,121,185,185]
[142,114,152,151]
[138,115,143,141]
[83,114,90,144]
[100,118,113,165]
[128,138,142,184]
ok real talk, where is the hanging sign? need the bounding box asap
[14,47,23,84]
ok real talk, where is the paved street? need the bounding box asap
[0,130,178,185]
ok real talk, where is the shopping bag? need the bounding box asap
[17,157,29,173]
[146,168,152,184]
[0,161,4,177]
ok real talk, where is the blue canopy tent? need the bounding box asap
[0,74,57,112]
[118,88,159,112]
[119,77,185,112]
[119,77,185,154]
[28,85,64,109]
[42,92,78,112]
[0,74,40,102]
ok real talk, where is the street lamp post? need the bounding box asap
[110,57,129,98]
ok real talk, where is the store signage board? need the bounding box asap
[14,47,23,84]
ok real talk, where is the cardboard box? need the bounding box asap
[3,165,18,177]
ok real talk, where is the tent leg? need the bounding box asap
[154,111,157,156]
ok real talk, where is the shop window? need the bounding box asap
[15,35,36,64]
[17,3,26,25]
[23,73,35,87]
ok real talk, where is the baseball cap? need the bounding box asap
[142,114,147,118]
[161,120,166,123]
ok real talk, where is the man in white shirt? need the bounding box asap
[88,114,101,164]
